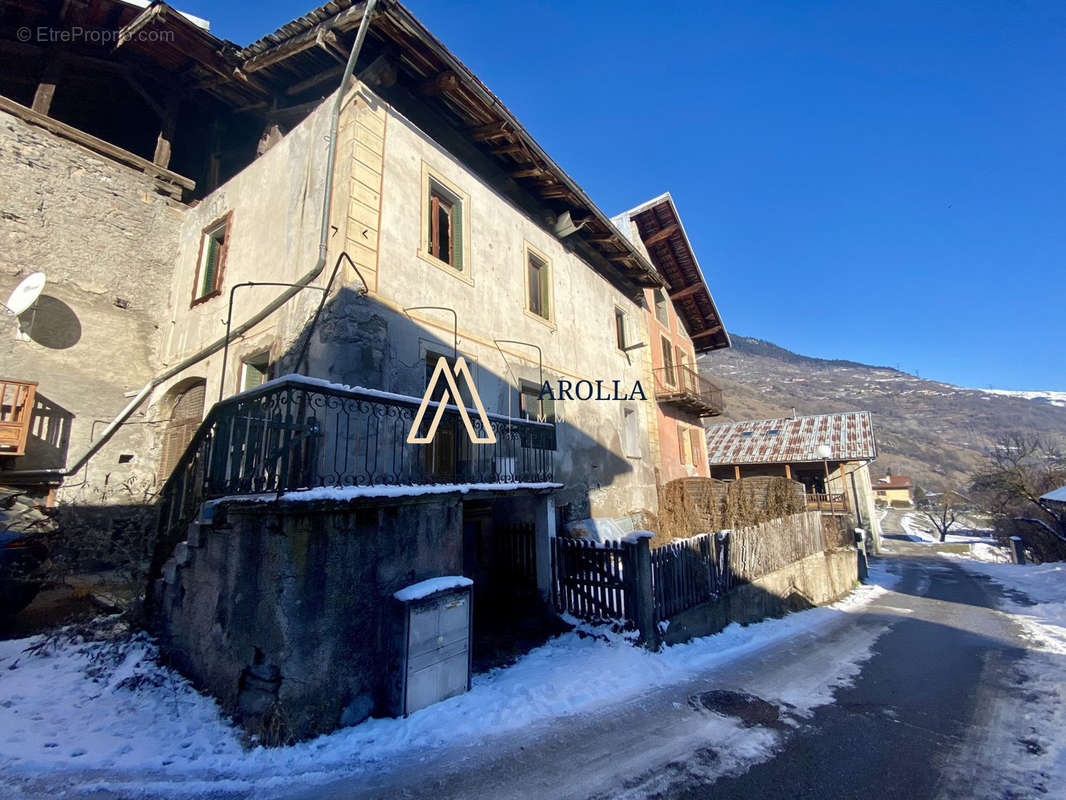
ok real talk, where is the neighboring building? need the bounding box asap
[612,195,728,484]
[1,0,732,737]
[1041,486,1066,511]
[873,474,914,506]
[704,411,882,541]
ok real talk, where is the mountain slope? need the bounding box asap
[698,336,1066,492]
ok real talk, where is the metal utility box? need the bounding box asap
[390,577,473,716]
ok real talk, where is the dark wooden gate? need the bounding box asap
[551,537,634,623]
[496,522,537,587]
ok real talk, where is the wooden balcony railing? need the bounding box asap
[652,365,724,417]
[0,379,37,457]
[805,492,847,513]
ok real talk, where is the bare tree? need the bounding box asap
[921,491,961,542]
[970,432,1066,561]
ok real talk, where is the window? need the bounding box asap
[192,213,231,304]
[621,406,640,458]
[689,428,703,468]
[680,423,693,465]
[427,179,463,270]
[676,345,688,387]
[239,353,270,392]
[520,380,555,423]
[661,335,675,386]
[654,288,669,326]
[614,308,628,350]
[527,248,551,320]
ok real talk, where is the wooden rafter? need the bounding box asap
[642,223,679,247]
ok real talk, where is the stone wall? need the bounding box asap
[155,494,464,742]
[0,108,185,498]
[661,547,860,646]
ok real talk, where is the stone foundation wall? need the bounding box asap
[660,547,860,646]
[154,495,463,741]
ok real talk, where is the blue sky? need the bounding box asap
[183,1,1064,390]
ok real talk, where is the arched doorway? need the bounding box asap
[158,379,207,482]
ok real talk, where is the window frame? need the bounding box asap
[520,379,555,423]
[522,242,555,327]
[614,307,628,351]
[653,287,669,327]
[191,212,232,307]
[418,164,471,283]
[237,350,271,394]
[661,335,676,387]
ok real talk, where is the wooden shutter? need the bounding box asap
[159,381,207,481]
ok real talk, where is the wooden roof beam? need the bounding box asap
[419,71,459,95]
[691,325,724,340]
[669,283,704,302]
[641,223,679,247]
[470,121,509,140]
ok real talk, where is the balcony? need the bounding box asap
[652,365,724,417]
[0,379,37,457]
[158,376,556,534]
[805,492,848,514]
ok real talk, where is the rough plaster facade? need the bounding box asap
[154,84,659,522]
[0,108,184,500]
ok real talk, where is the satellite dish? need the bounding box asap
[3,272,46,316]
[814,444,833,460]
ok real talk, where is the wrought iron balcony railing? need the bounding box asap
[156,376,556,539]
[652,365,724,416]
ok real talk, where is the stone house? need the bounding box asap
[1,0,732,737]
[704,411,883,546]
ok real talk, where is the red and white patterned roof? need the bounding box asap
[705,412,877,465]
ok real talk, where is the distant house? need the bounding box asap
[1040,486,1066,511]
[873,475,914,506]
[704,411,882,540]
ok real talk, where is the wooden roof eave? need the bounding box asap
[238,0,666,290]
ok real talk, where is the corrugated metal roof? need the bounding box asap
[705,412,877,465]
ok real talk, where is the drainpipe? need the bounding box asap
[4,0,380,483]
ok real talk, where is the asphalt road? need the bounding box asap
[275,530,1045,800]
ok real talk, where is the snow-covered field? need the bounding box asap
[899,510,1004,553]
[0,575,897,798]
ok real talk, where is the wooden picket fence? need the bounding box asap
[551,537,634,623]
[650,532,730,622]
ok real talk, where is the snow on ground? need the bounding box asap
[900,511,999,547]
[943,557,1066,798]
[0,570,899,797]
[976,388,1066,408]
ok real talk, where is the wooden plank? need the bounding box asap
[419,71,459,95]
[241,4,367,73]
[669,283,703,302]
[691,325,724,340]
[642,224,679,247]
[0,95,194,192]
[470,121,509,140]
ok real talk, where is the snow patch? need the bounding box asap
[393,576,472,602]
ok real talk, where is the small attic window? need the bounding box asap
[766,429,781,436]
[740,431,754,437]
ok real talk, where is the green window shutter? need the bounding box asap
[451,201,463,271]
[200,237,220,295]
